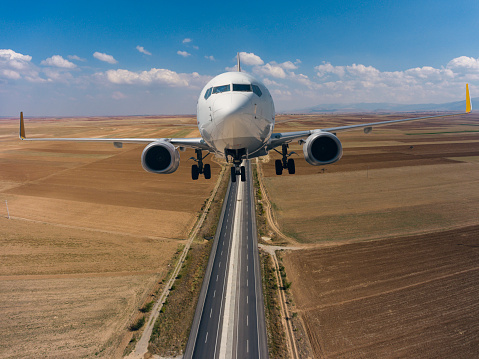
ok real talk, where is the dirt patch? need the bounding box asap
[282,226,479,358]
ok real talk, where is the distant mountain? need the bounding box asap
[289,97,477,114]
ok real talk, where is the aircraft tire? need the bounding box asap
[240,165,246,182]
[287,158,295,174]
[204,164,211,179]
[192,165,199,180]
[275,159,283,175]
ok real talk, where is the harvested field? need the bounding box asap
[262,114,479,243]
[0,116,218,358]
[282,226,479,358]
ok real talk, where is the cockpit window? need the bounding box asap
[233,84,252,92]
[204,87,212,100]
[252,85,262,97]
[212,84,230,94]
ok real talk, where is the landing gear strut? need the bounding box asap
[274,144,296,175]
[226,148,246,183]
[190,149,211,180]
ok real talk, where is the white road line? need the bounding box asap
[205,332,208,344]
[216,275,219,282]
[213,290,216,298]
[247,265,248,272]
[247,295,248,304]
[247,279,249,287]
[219,261,221,268]
[210,308,213,318]
[247,315,249,326]
[247,339,249,353]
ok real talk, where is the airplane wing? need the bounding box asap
[19,113,213,151]
[267,84,472,150]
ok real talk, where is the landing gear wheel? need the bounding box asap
[231,166,237,182]
[240,166,246,182]
[287,158,295,174]
[275,159,283,175]
[204,164,211,179]
[192,165,199,180]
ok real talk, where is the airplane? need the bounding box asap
[20,54,472,183]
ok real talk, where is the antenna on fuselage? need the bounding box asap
[237,52,241,72]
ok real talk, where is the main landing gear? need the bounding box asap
[190,149,211,180]
[274,144,296,175]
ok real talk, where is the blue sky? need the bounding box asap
[1,0,478,116]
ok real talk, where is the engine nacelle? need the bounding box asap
[141,141,180,174]
[303,132,343,165]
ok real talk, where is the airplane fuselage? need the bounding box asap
[197,72,275,160]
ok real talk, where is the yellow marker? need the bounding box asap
[466,84,472,113]
[20,112,26,139]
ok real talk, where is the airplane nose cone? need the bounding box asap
[211,92,254,122]
[210,92,256,150]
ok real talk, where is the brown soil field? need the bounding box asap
[283,226,479,358]
[263,113,479,358]
[0,116,218,358]
[263,114,479,243]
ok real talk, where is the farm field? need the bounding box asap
[262,113,479,358]
[263,114,479,242]
[0,116,219,358]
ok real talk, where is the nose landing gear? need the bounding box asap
[231,165,246,183]
[274,144,296,175]
[190,149,211,180]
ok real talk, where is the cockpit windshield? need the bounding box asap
[204,83,262,100]
[212,84,230,94]
[233,84,252,92]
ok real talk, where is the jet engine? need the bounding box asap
[303,132,343,165]
[141,141,180,174]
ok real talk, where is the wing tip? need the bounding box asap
[19,111,26,139]
[466,84,472,113]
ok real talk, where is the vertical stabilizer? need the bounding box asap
[237,52,241,72]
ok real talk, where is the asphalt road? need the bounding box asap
[184,160,268,359]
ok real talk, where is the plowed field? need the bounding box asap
[283,226,479,358]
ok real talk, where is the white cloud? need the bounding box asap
[447,56,479,72]
[280,61,298,70]
[0,49,45,82]
[100,67,212,90]
[93,52,118,64]
[205,55,215,61]
[43,67,74,83]
[254,63,287,78]
[182,38,192,44]
[41,55,76,69]
[2,69,20,79]
[105,68,189,87]
[68,55,86,62]
[177,50,191,57]
[239,52,264,66]
[112,91,127,100]
[0,49,32,70]
[136,46,152,55]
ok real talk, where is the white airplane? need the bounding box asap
[20,54,471,182]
